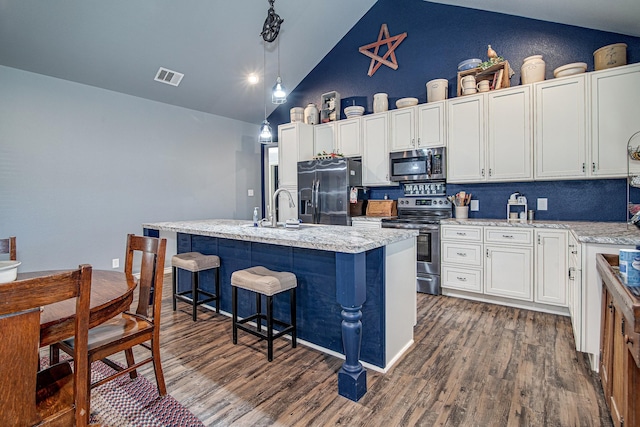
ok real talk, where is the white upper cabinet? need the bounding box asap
[591,63,640,177]
[336,117,362,157]
[362,112,393,186]
[389,107,416,152]
[314,119,363,158]
[448,86,532,183]
[534,75,588,179]
[447,95,486,182]
[487,86,533,182]
[313,122,336,155]
[416,101,446,148]
[278,122,314,188]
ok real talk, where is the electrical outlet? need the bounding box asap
[537,198,548,211]
[470,199,479,211]
[248,189,254,197]
[112,258,119,269]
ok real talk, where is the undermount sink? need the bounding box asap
[241,222,322,230]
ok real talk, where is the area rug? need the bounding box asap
[40,357,204,427]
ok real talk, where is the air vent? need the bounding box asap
[154,67,184,86]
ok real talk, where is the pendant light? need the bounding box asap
[271,39,287,104]
[258,43,273,144]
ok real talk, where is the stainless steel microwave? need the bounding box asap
[389,147,446,182]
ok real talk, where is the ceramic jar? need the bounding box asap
[373,93,388,113]
[521,55,546,84]
[304,103,319,125]
[426,79,448,102]
[290,107,304,123]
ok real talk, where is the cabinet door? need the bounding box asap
[447,95,486,183]
[591,64,640,177]
[416,102,446,148]
[568,232,583,350]
[362,113,392,186]
[278,123,313,187]
[485,245,533,300]
[599,287,614,403]
[534,76,588,179]
[389,107,416,152]
[337,118,362,157]
[314,122,336,155]
[487,86,533,181]
[534,230,568,306]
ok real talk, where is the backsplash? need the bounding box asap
[367,179,631,222]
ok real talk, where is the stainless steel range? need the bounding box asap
[381,196,452,295]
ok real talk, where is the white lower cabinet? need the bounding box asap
[441,225,484,295]
[534,229,568,306]
[485,244,533,300]
[442,224,573,312]
[351,219,382,229]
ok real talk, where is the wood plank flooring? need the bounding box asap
[110,274,612,426]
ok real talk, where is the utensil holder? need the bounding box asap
[455,206,469,219]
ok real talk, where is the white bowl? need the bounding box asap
[553,62,587,78]
[395,97,418,109]
[457,58,482,71]
[344,106,365,117]
[0,260,21,284]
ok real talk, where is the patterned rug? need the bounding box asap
[40,357,203,427]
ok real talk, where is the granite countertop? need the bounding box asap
[441,218,640,246]
[143,219,418,254]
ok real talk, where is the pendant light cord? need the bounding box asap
[263,43,267,120]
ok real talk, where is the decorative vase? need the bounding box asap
[521,55,546,84]
[304,103,319,125]
[373,93,388,113]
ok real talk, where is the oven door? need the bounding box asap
[417,226,440,276]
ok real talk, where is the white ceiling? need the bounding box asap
[0,0,638,125]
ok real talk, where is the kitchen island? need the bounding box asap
[142,219,418,401]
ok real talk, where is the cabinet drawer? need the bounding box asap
[442,265,482,293]
[484,227,533,245]
[442,242,483,267]
[441,225,483,242]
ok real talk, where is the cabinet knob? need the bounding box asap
[625,334,633,345]
[481,168,485,177]
[592,162,596,172]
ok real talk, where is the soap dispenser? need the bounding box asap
[253,207,259,227]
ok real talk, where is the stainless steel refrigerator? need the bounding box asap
[297,158,362,225]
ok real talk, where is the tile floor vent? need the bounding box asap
[154,67,184,86]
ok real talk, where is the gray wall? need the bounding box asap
[0,66,262,272]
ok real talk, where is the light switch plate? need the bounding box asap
[537,198,548,211]
[470,200,479,211]
[248,189,254,197]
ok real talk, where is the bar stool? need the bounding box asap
[231,266,297,361]
[171,252,220,321]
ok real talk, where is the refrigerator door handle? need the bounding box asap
[313,179,320,223]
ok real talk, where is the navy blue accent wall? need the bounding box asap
[268,0,640,222]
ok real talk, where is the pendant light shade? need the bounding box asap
[271,76,287,104]
[259,119,273,144]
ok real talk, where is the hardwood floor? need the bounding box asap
[113,274,612,426]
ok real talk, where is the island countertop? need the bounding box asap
[440,218,640,246]
[143,219,418,254]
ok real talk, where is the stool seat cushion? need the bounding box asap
[171,252,220,272]
[231,266,297,296]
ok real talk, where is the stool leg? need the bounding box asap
[256,292,262,332]
[172,267,177,311]
[192,271,198,322]
[215,267,221,313]
[291,288,297,348]
[267,295,274,362]
[232,286,238,344]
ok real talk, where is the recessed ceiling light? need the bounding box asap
[248,74,259,85]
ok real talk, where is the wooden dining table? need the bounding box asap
[16,270,136,347]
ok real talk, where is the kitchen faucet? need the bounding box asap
[271,188,296,227]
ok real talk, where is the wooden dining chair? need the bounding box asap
[0,236,17,260]
[0,264,92,427]
[51,234,168,399]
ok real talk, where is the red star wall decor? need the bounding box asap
[358,23,407,77]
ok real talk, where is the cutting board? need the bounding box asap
[366,200,397,217]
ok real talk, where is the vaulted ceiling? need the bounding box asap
[0,0,637,125]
